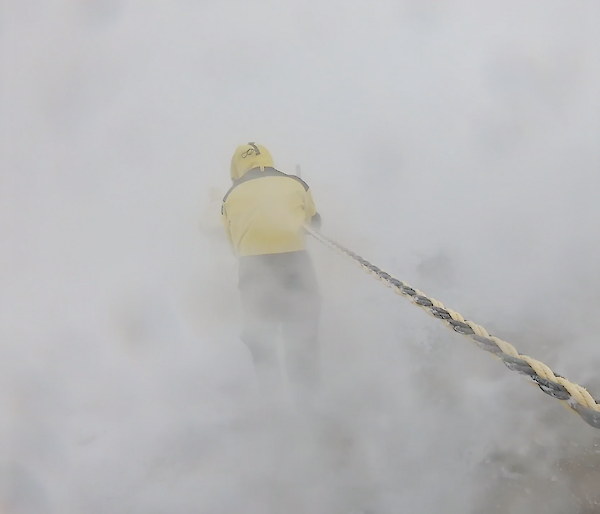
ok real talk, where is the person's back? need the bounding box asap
[221,143,321,412]
[222,143,320,257]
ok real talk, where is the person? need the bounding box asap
[221,142,322,413]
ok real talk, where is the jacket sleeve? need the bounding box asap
[221,202,235,252]
[304,188,322,229]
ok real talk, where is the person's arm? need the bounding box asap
[221,203,236,253]
[310,212,322,230]
[304,188,322,230]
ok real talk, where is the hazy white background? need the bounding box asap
[1,1,600,513]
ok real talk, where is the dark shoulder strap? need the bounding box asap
[222,167,308,203]
[286,174,310,191]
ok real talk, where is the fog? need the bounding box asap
[1,0,600,512]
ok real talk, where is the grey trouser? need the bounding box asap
[238,250,320,407]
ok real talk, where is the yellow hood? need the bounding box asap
[230,143,274,181]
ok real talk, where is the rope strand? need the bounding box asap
[306,225,600,430]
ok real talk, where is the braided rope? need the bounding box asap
[306,225,600,429]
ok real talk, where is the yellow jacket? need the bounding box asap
[222,143,320,257]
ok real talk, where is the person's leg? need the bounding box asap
[282,294,321,412]
[238,255,284,407]
[277,251,321,413]
[240,312,281,396]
